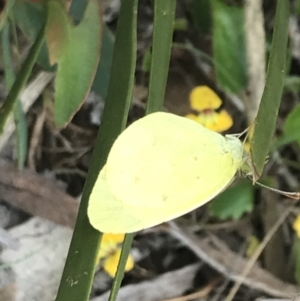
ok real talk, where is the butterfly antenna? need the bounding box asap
[245,174,300,200]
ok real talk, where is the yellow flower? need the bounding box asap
[97,233,134,277]
[103,249,135,277]
[185,86,233,132]
[293,215,300,238]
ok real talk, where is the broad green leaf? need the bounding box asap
[68,0,115,100]
[46,0,102,127]
[55,1,137,300]
[13,0,113,101]
[250,0,289,179]
[12,0,53,70]
[211,0,247,93]
[209,181,254,220]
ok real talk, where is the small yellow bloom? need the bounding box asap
[189,86,222,111]
[186,86,233,132]
[103,249,135,277]
[293,215,300,238]
[97,233,134,277]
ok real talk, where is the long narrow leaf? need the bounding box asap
[108,234,134,301]
[2,23,27,169]
[146,0,176,114]
[0,22,44,134]
[250,0,289,179]
[55,1,138,300]
[92,26,115,99]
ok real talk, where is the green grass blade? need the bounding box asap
[0,22,45,134]
[250,0,289,178]
[108,234,134,301]
[92,26,115,99]
[2,23,28,169]
[54,1,137,300]
[146,0,176,114]
[13,100,27,169]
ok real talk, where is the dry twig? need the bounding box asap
[224,203,295,301]
[167,221,299,298]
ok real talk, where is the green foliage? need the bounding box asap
[13,0,114,102]
[284,76,300,94]
[2,23,27,169]
[142,46,152,72]
[0,0,293,299]
[250,0,289,180]
[45,0,102,127]
[146,0,176,114]
[296,0,300,16]
[283,103,300,146]
[91,26,114,100]
[12,0,53,71]
[209,181,254,220]
[211,0,247,93]
[0,22,45,135]
[0,0,17,31]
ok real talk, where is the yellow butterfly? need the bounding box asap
[88,112,251,233]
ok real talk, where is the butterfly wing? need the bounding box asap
[88,112,243,233]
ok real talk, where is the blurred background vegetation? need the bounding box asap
[0,0,300,301]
